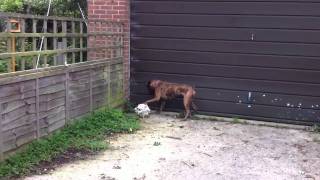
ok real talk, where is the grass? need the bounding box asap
[0,109,140,178]
[312,125,320,133]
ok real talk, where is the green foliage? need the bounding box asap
[0,109,140,178]
[0,0,23,12]
[0,61,7,73]
[0,0,87,17]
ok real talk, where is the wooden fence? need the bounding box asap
[0,13,125,160]
[0,12,123,73]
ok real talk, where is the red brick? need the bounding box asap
[94,9,106,14]
[88,0,130,97]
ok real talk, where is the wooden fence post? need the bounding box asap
[53,20,58,66]
[107,61,111,107]
[80,21,84,62]
[65,71,70,123]
[20,19,26,70]
[36,78,40,139]
[6,18,11,73]
[89,68,93,112]
[0,103,3,160]
[32,19,37,68]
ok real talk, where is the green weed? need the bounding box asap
[0,109,140,178]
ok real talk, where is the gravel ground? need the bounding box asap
[24,114,320,180]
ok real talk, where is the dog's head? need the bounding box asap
[147,80,161,90]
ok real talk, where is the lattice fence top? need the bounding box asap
[0,12,124,74]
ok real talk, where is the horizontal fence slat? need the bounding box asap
[0,32,123,38]
[0,46,122,59]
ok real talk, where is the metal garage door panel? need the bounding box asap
[130,1,320,125]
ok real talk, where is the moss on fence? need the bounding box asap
[0,109,140,178]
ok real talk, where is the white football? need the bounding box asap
[134,104,151,118]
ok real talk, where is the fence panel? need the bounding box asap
[0,12,124,160]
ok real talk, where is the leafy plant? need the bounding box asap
[0,0,23,12]
[0,109,140,178]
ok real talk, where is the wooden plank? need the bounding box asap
[38,74,66,88]
[0,81,36,98]
[72,21,76,64]
[48,119,65,133]
[70,97,90,109]
[0,32,96,38]
[2,98,31,114]
[0,45,122,59]
[35,78,40,139]
[40,111,65,129]
[62,21,67,65]
[39,83,65,95]
[69,90,90,101]
[38,96,65,112]
[53,20,57,66]
[0,103,4,160]
[39,105,65,119]
[0,90,35,104]
[106,61,111,107]
[80,21,83,62]
[32,19,37,69]
[2,122,37,144]
[6,18,11,73]
[65,71,70,122]
[39,90,65,102]
[16,130,37,147]
[2,114,36,132]
[70,104,90,119]
[0,57,122,86]
[43,20,48,67]
[20,19,26,70]
[89,69,93,112]
[2,139,16,153]
[2,106,29,125]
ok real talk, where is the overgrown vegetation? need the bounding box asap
[0,0,87,17]
[0,109,140,178]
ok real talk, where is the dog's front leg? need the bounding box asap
[144,97,160,105]
[144,89,161,105]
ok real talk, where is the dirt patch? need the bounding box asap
[28,148,98,176]
[24,114,320,180]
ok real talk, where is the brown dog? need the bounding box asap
[144,80,197,120]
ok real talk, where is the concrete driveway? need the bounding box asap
[25,114,320,180]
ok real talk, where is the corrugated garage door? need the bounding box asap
[130,0,320,125]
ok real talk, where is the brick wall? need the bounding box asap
[87,0,130,99]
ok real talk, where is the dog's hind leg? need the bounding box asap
[159,100,166,114]
[183,96,191,120]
